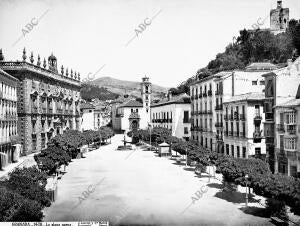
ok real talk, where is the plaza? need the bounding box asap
[43,134,271,225]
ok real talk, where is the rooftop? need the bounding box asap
[151,93,190,107]
[224,92,265,104]
[80,102,95,110]
[119,99,143,108]
[276,99,300,108]
[245,62,278,71]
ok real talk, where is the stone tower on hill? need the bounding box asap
[270,0,289,35]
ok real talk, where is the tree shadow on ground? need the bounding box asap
[214,190,256,204]
[171,162,186,166]
[239,206,270,218]
[182,167,195,172]
[207,183,224,189]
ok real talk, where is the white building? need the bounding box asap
[94,105,111,129]
[112,77,151,132]
[151,93,191,141]
[262,57,300,173]
[274,95,300,177]
[80,102,95,131]
[190,62,276,152]
[223,93,266,159]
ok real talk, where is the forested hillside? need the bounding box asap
[170,19,300,95]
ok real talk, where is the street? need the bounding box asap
[43,135,271,225]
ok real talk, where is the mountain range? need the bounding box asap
[86,76,169,98]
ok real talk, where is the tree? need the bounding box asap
[0,167,51,207]
[34,145,71,175]
[0,187,44,221]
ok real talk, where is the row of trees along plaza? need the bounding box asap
[0,127,114,221]
[128,127,300,223]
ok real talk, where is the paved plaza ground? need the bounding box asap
[43,135,272,225]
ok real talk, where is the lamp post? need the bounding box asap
[245,174,249,207]
[185,148,188,167]
[149,123,152,151]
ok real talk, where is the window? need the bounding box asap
[242,147,246,158]
[255,148,261,157]
[226,144,229,155]
[184,127,188,134]
[183,111,189,123]
[284,138,296,150]
[259,80,265,85]
[237,146,240,158]
[252,81,257,85]
[231,145,234,157]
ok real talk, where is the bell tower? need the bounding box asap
[141,76,152,113]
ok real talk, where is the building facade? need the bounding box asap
[263,57,300,173]
[80,102,95,131]
[0,68,20,169]
[223,93,266,159]
[112,77,151,132]
[191,63,276,151]
[0,48,81,155]
[151,93,191,140]
[274,97,300,177]
[81,103,111,131]
[190,74,219,151]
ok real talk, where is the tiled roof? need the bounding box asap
[119,99,143,108]
[276,99,300,108]
[80,102,95,110]
[245,62,278,71]
[151,93,191,107]
[224,92,265,103]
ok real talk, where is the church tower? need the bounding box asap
[141,76,152,113]
[270,0,289,35]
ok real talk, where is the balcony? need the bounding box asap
[41,107,47,114]
[233,131,239,137]
[215,90,219,95]
[240,132,246,138]
[228,131,233,137]
[265,112,274,121]
[276,124,285,133]
[56,109,63,114]
[216,134,223,141]
[224,115,228,121]
[31,106,38,114]
[254,114,262,123]
[229,115,234,121]
[195,95,198,100]
[215,122,223,128]
[207,110,213,115]
[199,94,202,99]
[215,105,223,111]
[253,131,262,143]
[266,137,274,144]
[240,114,245,121]
[234,113,239,120]
[208,90,212,97]
[116,113,124,117]
[203,92,207,98]
[287,126,296,135]
[183,118,190,124]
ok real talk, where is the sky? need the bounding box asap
[0,0,300,88]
